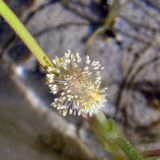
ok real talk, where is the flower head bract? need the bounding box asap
[46,50,107,116]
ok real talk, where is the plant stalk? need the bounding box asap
[92,112,143,160]
[0,0,52,68]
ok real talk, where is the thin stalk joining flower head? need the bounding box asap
[0,0,52,68]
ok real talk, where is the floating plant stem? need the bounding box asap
[0,0,52,68]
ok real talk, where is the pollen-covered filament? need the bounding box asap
[46,50,107,116]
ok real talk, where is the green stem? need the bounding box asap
[92,112,143,160]
[117,137,143,160]
[0,0,52,68]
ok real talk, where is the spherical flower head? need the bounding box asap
[46,50,107,116]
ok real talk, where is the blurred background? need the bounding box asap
[0,0,160,159]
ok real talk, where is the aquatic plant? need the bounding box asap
[46,49,107,116]
[0,1,143,160]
